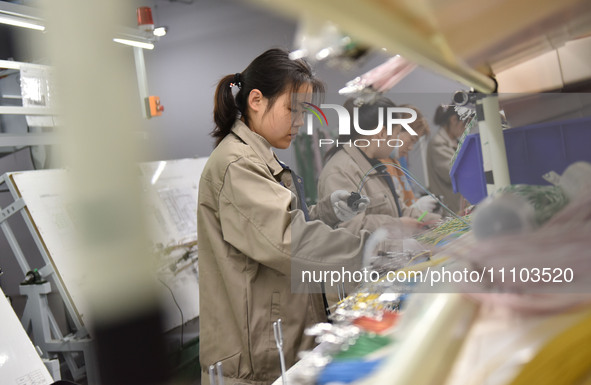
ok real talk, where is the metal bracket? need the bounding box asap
[20,282,97,384]
[0,198,26,223]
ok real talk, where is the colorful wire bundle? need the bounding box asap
[494,184,569,225]
[315,333,394,384]
[414,215,472,246]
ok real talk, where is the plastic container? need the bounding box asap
[450,115,591,204]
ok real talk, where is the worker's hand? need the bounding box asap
[331,190,370,222]
[412,195,438,213]
[399,217,423,233]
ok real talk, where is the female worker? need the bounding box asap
[318,97,437,238]
[197,48,369,385]
[378,104,440,218]
[426,105,466,214]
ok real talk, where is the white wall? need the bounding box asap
[140,0,298,163]
[139,0,464,183]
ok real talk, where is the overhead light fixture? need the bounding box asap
[113,38,154,50]
[0,14,45,31]
[0,2,45,31]
[153,26,167,37]
[114,24,158,50]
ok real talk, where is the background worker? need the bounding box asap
[318,97,438,238]
[426,104,467,214]
[378,104,441,221]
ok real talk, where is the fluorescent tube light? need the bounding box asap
[113,38,154,50]
[0,14,45,31]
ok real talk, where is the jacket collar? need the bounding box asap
[343,145,380,175]
[231,119,284,176]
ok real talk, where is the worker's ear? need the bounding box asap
[248,89,265,113]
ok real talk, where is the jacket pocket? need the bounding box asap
[271,291,281,318]
[212,351,242,378]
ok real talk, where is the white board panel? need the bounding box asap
[10,168,88,325]
[0,288,54,385]
[8,157,207,330]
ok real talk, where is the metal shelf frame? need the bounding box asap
[0,172,98,384]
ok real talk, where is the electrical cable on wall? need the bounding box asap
[158,278,185,350]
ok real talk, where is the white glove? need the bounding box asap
[412,195,438,213]
[331,190,370,222]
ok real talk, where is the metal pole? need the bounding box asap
[273,319,287,385]
[482,95,510,190]
[133,46,150,119]
[476,95,510,195]
[475,99,495,196]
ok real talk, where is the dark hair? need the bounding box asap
[212,48,324,147]
[400,104,423,119]
[400,104,429,137]
[324,96,397,161]
[433,104,459,127]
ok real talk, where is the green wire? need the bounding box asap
[495,184,569,225]
[417,211,428,222]
[332,333,393,361]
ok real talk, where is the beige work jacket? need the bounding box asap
[426,128,463,214]
[318,145,426,235]
[197,120,366,385]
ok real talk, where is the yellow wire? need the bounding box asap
[335,256,448,310]
[508,311,591,385]
[404,250,432,267]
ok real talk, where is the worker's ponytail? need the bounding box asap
[213,74,242,147]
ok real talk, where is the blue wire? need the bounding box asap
[317,358,384,384]
[356,161,469,225]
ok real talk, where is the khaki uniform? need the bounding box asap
[317,145,429,235]
[426,128,463,214]
[197,120,367,385]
